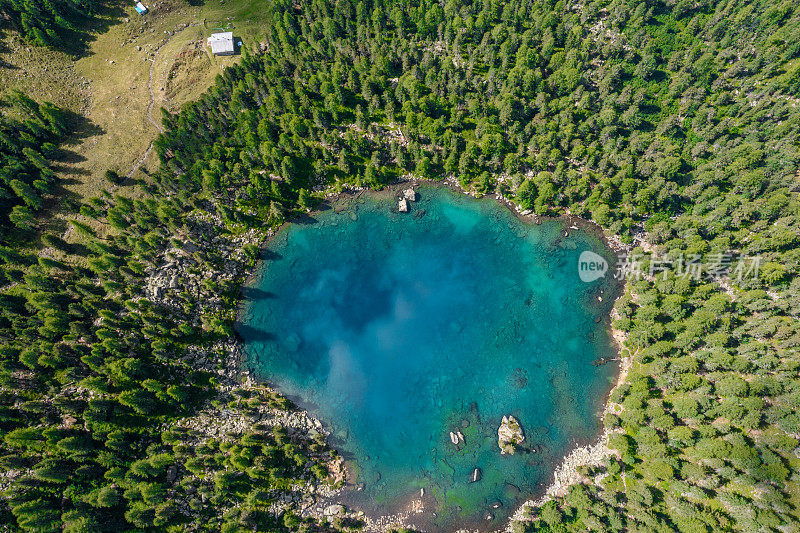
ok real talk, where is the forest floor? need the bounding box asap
[0,0,271,240]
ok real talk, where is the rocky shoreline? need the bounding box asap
[423,178,637,532]
[370,177,633,532]
[141,208,353,526]
[318,179,634,532]
[508,318,633,529]
[143,179,633,531]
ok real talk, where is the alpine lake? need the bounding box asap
[237,185,621,531]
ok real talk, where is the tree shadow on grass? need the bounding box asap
[53,2,129,59]
[0,1,128,59]
[48,112,105,183]
[35,111,105,236]
[59,111,106,150]
[47,111,104,180]
[51,167,91,179]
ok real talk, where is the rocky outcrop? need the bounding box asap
[498,415,524,455]
[398,187,416,212]
[324,504,346,517]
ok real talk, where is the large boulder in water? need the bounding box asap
[498,415,524,455]
[471,468,482,483]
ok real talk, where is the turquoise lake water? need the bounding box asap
[238,187,620,530]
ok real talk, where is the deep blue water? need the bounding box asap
[238,187,619,530]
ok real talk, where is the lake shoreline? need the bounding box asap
[507,318,632,529]
[235,177,630,533]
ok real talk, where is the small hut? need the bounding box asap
[207,32,236,56]
[134,2,148,15]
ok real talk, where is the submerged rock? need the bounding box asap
[503,483,521,498]
[498,415,525,455]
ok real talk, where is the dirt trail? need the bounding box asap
[127,23,201,179]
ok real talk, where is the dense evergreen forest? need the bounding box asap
[1,0,800,531]
[0,91,72,240]
[0,0,103,50]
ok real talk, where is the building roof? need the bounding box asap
[207,32,235,55]
[134,2,147,14]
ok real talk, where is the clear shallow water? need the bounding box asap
[238,187,619,530]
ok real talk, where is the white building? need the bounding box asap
[207,32,235,56]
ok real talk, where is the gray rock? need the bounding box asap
[471,468,482,483]
[323,504,345,516]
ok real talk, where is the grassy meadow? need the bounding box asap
[0,0,272,240]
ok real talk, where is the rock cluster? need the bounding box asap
[498,415,525,455]
[449,430,464,446]
[398,187,416,212]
